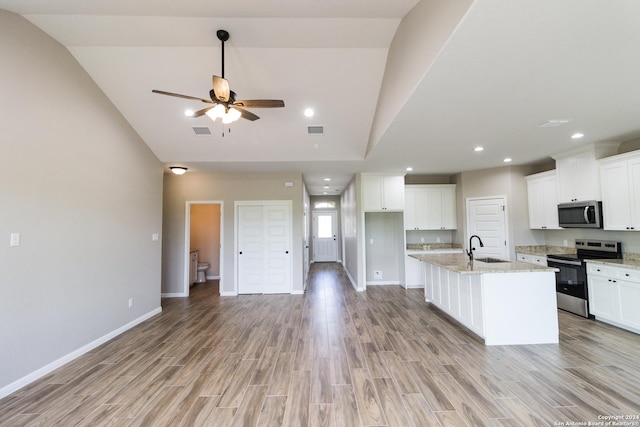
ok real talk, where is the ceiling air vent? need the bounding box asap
[192,126,212,136]
[538,119,571,128]
[307,125,324,135]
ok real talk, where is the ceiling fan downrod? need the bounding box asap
[217,29,229,79]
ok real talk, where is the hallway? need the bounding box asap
[1,263,639,426]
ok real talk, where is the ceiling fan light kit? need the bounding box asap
[152,29,284,126]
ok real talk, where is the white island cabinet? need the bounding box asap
[414,253,559,345]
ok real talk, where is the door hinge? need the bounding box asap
[501,205,505,211]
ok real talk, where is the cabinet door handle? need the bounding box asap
[239,251,243,255]
[285,251,289,254]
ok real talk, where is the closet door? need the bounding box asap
[237,204,265,294]
[237,202,292,294]
[263,204,292,294]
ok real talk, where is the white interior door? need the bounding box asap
[466,197,508,259]
[237,205,265,294]
[263,205,292,294]
[312,211,338,262]
[237,202,292,294]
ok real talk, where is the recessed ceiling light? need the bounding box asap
[474,146,484,152]
[571,132,584,139]
[406,167,413,172]
[184,109,194,117]
[323,192,328,195]
[323,185,330,189]
[324,178,331,181]
[503,157,512,163]
[304,108,314,118]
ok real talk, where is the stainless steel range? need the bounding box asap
[546,239,622,318]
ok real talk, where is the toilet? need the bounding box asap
[197,262,209,283]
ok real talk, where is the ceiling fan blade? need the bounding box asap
[234,107,260,121]
[191,106,214,118]
[234,99,285,108]
[152,90,213,104]
[212,76,230,102]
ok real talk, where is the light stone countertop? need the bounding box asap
[585,258,640,270]
[410,253,558,275]
[514,245,576,256]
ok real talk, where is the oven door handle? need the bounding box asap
[548,258,583,266]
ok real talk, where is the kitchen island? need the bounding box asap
[411,253,559,345]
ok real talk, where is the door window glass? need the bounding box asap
[318,215,333,238]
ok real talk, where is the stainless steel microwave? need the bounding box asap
[558,200,603,228]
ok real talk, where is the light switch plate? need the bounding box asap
[10,233,20,247]
[152,233,159,241]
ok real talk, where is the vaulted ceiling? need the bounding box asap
[2,0,640,195]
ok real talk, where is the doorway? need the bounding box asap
[184,201,223,297]
[312,210,338,262]
[466,196,509,259]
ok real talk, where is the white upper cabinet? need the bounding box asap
[362,174,405,212]
[404,184,457,230]
[552,142,620,203]
[525,170,560,229]
[599,150,640,231]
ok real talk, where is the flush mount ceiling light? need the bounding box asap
[170,166,188,175]
[406,167,413,171]
[304,108,314,118]
[474,146,484,152]
[503,157,513,163]
[184,109,194,117]
[571,132,584,139]
[323,178,331,181]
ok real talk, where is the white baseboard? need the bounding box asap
[405,284,425,289]
[161,292,186,298]
[220,291,237,296]
[366,281,401,286]
[0,307,162,400]
[291,290,304,295]
[344,267,363,292]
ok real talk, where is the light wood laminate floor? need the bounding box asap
[2,263,640,426]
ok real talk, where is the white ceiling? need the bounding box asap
[2,0,640,195]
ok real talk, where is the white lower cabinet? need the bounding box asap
[587,262,640,334]
[516,253,547,266]
[406,249,463,288]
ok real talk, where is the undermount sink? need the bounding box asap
[474,257,509,263]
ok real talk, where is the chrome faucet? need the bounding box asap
[467,235,484,260]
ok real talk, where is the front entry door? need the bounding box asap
[237,202,292,294]
[466,197,508,259]
[312,211,338,262]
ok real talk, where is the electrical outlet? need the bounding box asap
[128,298,133,308]
[420,237,425,243]
[10,233,20,247]
[563,239,568,246]
[374,270,383,279]
[437,237,441,243]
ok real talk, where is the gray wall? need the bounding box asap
[162,172,305,295]
[341,175,362,290]
[453,165,544,257]
[0,11,163,393]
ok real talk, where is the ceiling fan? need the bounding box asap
[152,29,284,123]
